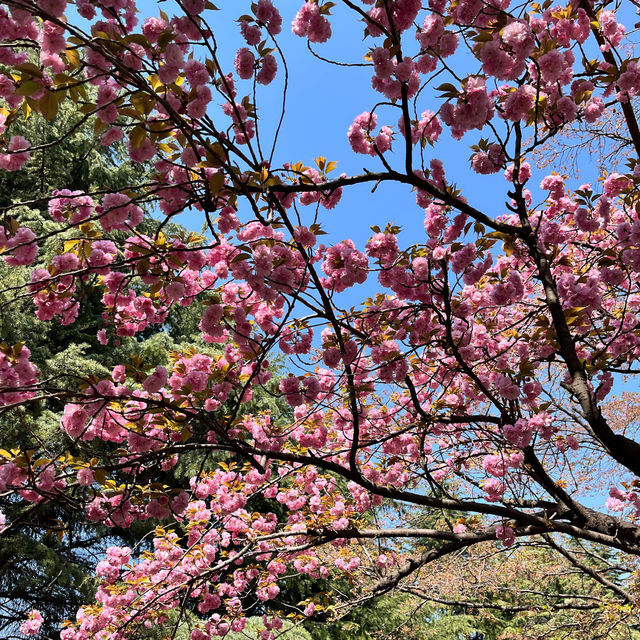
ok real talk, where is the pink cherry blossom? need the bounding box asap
[19,611,43,637]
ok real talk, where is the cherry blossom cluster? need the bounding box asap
[0,344,39,407]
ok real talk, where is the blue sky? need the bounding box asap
[65,1,621,259]
[170,2,511,252]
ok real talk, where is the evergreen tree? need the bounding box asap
[0,105,286,637]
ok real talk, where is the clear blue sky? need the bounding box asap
[205,2,506,238]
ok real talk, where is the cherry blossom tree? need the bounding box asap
[1,0,640,638]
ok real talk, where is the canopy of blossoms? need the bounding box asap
[1,0,640,637]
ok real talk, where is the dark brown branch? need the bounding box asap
[542,534,632,604]
[399,586,604,612]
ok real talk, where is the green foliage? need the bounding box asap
[305,593,427,640]
[0,105,145,637]
[227,617,312,640]
[0,100,143,210]
[0,100,298,638]
[0,106,184,635]
[0,503,101,632]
